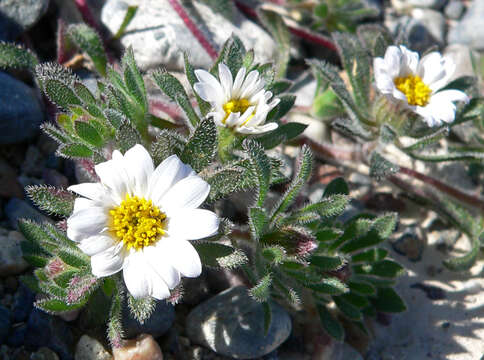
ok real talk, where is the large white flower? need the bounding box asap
[373,45,469,127]
[66,144,219,300]
[194,63,280,134]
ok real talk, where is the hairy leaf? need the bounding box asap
[67,24,107,76]
[0,42,38,71]
[26,186,75,217]
[181,117,216,172]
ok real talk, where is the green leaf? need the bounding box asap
[323,177,349,196]
[53,269,80,288]
[181,118,216,172]
[333,295,362,320]
[104,109,126,130]
[307,277,348,295]
[74,82,97,104]
[353,260,405,278]
[370,287,406,313]
[0,41,38,71]
[372,213,398,240]
[369,152,400,180]
[332,32,370,111]
[311,255,345,271]
[213,35,245,77]
[402,127,449,152]
[316,228,343,242]
[440,76,476,93]
[267,80,292,96]
[266,94,296,123]
[57,143,93,159]
[26,185,75,217]
[193,242,247,269]
[257,9,290,78]
[443,233,480,272]
[249,207,269,241]
[356,24,392,58]
[107,279,124,347]
[243,139,272,207]
[57,248,90,269]
[351,248,388,263]
[271,145,312,218]
[152,69,200,127]
[35,298,84,314]
[262,245,286,265]
[205,167,245,202]
[295,194,349,218]
[127,295,155,325]
[115,121,141,153]
[256,122,308,149]
[151,130,186,165]
[75,121,104,147]
[340,228,385,254]
[348,281,376,295]
[113,5,138,40]
[67,24,107,76]
[21,274,42,294]
[44,79,82,109]
[318,305,344,341]
[312,88,344,120]
[249,273,272,302]
[308,59,363,125]
[122,47,147,111]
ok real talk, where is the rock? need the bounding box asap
[0,305,11,344]
[100,0,278,71]
[12,284,35,322]
[324,342,363,360]
[410,282,447,300]
[121,299,174,339]
[25,309,74,360]
[443,44,477,81]
[7,322,28,347]
[444,0,464,19]
[21,145,44,177]
[0,157,23,199]
[75,335,112,360]
[30,347,60,360]
[0,0,49,40]
[113,334,163,360]
[385,11,444,53]
[0,230,29,276]
[392,229,424,262]
[186,286,292,359]
[448,0,484,50]
[5,198,50,230]
[0,72,44,144]
[391,0,447,11]
[410,8,446,45]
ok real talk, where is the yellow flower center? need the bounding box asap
[109,194,166,251]
[394,75,432,107]
[222,98,255,125]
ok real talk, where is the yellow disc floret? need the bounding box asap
[394,75,432,107]
[222,98,255,125]
[109,194,166,251]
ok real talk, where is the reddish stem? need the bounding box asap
[167,0,218,60]
[74,0,99,31]
[234,0,337,52]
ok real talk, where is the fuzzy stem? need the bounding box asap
[74,0,99,31]
[167,0,218,60]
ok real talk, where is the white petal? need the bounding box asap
[144,246,181,289]
[419,52,445,83]
[95,158,130,203]
[224,112,239,127]
[383,46,402,78]
[148,155,195,205]
[72,198,96,213]
[236,105,256,126]
[67,207,108,242]
[167,209,219,240]
[160,175,210,211]
[194,69,224,100]
[240,70,260,98]
[123,144,154,197]
[157,239,201,277]
[68,183,107,201]
[400,45,419,75]
[429,58,456,91]
[432,89,469,104]
[237,122,278,134]
[78,235,115,256]
[194,83,219,103]
[91,245,124,277]
[123,250,171,299]
[425,100,456,124]
[218,63,233,97]
[232,66,247,96]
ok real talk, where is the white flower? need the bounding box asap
[373,45,469,127]
[66,144,219,300]
[194,63,280,134]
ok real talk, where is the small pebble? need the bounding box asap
[410,283,446,300]
[113,334,163,360]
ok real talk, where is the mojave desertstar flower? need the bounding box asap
[374,45,469,127]
[66,144,219,299]
[194,63,280,134]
